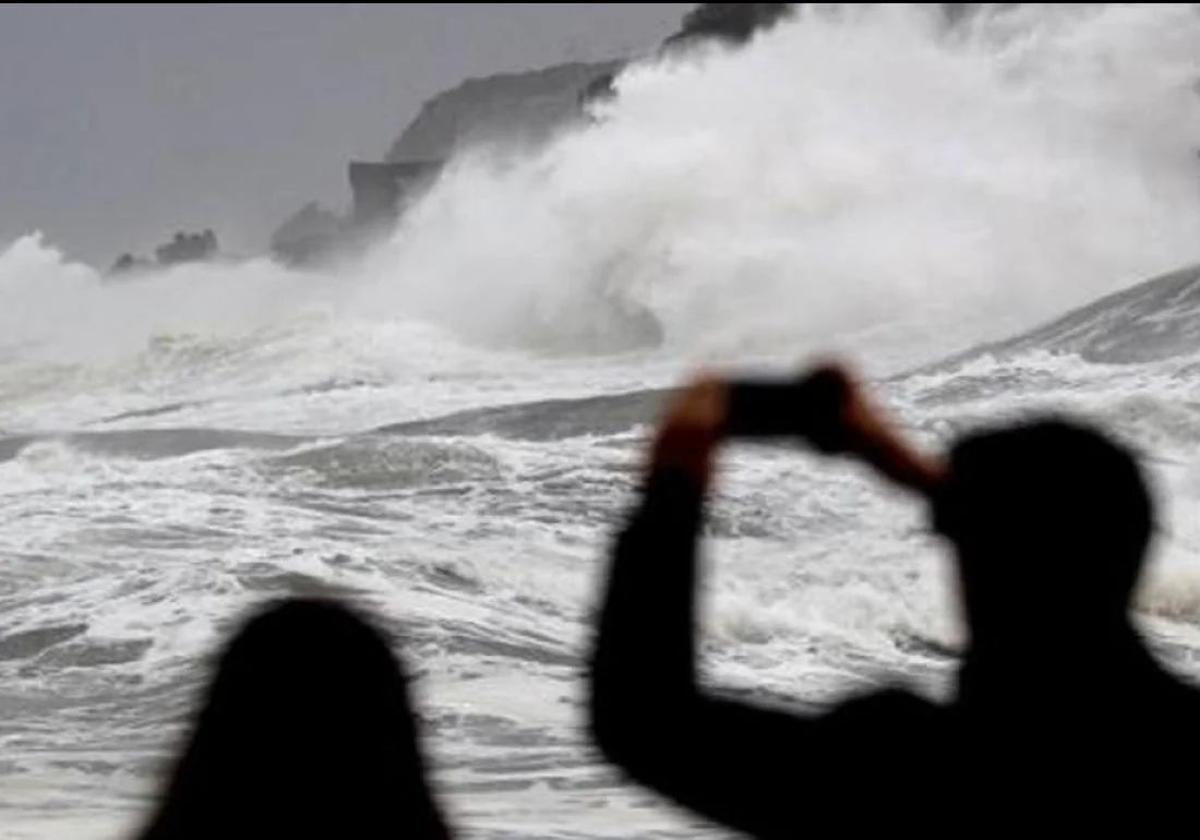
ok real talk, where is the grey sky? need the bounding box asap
[0,4,690,266]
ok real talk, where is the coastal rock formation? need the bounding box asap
[382,5,801,166]
[108,229,220,276]
[109,252,154,276]
[385,61,622,164]
[348,160,442,231]
[155,229,218,266]
[664,3,796,50]
[269,4,806,267]
[269,202,345,267]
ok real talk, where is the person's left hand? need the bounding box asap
[649,375,729,492]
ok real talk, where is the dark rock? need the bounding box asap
[154,229,218,267]
[271,5,804,263]
[107,229,218,276]
[108,252,153,276]
[664,3,796,50]
[385,61,622,164]
[348,160,442,233]
[579,70,619,108]
[269,201,345,267]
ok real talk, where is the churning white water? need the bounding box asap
[5,5,1200,838]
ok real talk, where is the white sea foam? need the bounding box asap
[5,5,1200,838]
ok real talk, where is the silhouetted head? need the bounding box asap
[932,420,1154,645]
[139,598,449,840]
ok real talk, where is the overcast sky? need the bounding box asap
[0,4,690,266]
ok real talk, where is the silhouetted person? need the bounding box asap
[589,368,1200,834]
[137,598,450,840]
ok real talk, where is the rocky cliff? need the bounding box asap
[271,4,805,265]
[384,60,622,164]
[382,4,804,163]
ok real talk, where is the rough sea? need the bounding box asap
[7,5,1200,838]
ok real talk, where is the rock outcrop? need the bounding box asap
[381,5,801,166]
[385,61,622,164]
[269,4,805,268]
[109,252,154,276]
[348,160,442,231]
[269,202,345,267]
[663,3,796,50]
[155,229,218,266]
[108,229,220,276]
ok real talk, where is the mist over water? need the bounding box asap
[6,5,1200,376]
[367,3,1200,355]
[6,5,1200,839]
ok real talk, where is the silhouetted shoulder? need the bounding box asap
[762,688,951,831]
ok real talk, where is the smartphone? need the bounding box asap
[725,369,847,448]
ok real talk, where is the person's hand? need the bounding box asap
[813,363,890,453]
[813,363,946,495]
[649,374,729,492]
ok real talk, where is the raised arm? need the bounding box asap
[587,371,944,836]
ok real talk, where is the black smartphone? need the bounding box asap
[725,369,847,448]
